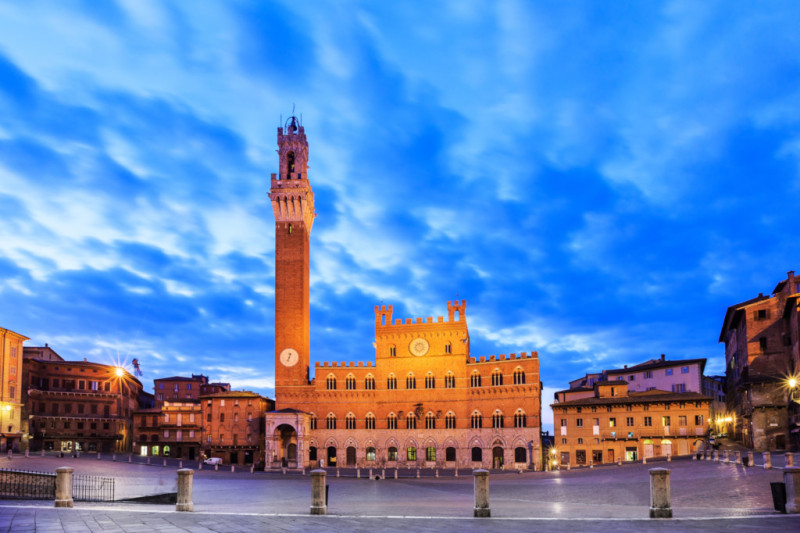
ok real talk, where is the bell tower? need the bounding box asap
[270,115,315,401]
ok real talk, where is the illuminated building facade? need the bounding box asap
[22,347,144,453]
[720,270,799,450]
[264,117,543,471]
[0,327,28,452]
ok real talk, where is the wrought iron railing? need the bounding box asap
[0,469,114,502]
[73,474,115,502]
[0,469,56,500]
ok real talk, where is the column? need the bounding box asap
[473,469,490,518]
[785,467,800,513]
[649,468,672,518]
[176,469,194,512]
[310,469,327,515]
[54,467,74,508]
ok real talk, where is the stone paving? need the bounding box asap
[1,453,798,531]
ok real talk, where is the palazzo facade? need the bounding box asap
[264,117,542,471]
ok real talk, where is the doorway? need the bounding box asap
[346,446,356,466]
[492,446,504,468]
[327,446,337,466]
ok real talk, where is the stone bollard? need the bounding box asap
[179,460,183,469]
[382,468,385,479]
[589,460,594,469]
[735,451,741,465]
[282,467,286,475]
[713,450,718,462]
[746,451,754,467]
[112,453,116,462]
[649,468,672,518]
[643,456,647,465]
[455,468,459,477]
[618,457,622,466]
[163,459,167,467]
[231,465,235,473]
[722,451,727,463]
[336,468,340,478]
[473,469,490,518]
[667,454,671,463]
[416,469,420,479]
[176,469,194,512]
[692,454,696,461]
[41,449,45,457]
[25,449,29,458]
[784,467,800,513]
[763,451,772,469]
[147,457,151,465]
[198,462,203,470]
[251,465,255,474]
[435,469,439,478]
[7,449,12,460]
[357,468,360,478]
[310,469,327,515]
[302,468,306,476]
[567,463,571,471]
[394,469,398,479]
[214,464,218,471]
[55,467,74,508]
[787,453,795,468]
[128,455,132,463]
[97,452,101,460]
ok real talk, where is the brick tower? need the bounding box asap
[269,115,315,402]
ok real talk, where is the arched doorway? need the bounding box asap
[274,424,298,467]
[346,446,356,466]
[643,439,654,458]
[327,446,337,466]
[661,439,672,457]
[492,446,504,468]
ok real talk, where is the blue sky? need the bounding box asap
[1,1,799,432]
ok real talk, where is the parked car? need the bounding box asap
[204,457,222,465]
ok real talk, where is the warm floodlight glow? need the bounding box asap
[115,367,125,377]
[789,378,798,389]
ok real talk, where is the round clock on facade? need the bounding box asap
[279,348,299,367]
[409,338,430,356]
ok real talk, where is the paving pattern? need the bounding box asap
[1,452,798,531]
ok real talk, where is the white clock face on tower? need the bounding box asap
[409,338,430,357]
[279,348,299,367]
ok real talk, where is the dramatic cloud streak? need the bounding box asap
[1,1,799,432]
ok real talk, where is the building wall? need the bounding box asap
[23,358,143,453]
[132,402,204,461]
[608,361,703,394]
[270,303,542,470]
[721,271,797,450]
[154,377,207,408]
[1,328,28,452]
[553,393,711,467]
[204,393,271,465]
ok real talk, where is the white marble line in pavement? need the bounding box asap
[0,505,793,522]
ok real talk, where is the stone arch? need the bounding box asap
[511,436,528,449]
[422,436,438,449]
[443,437,459,449]
[468,435,484,449]
[324,437,339,449]
[344,437,358,449]
[403,437,419,450]
[490,435,509,448]
[384,437,399,449]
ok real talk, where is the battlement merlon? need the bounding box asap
[375,305,394,326]
[375,301,470,333]
[447,300,467,322]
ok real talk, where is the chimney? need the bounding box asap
[660,354,665,361]
[45,343,48,347]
